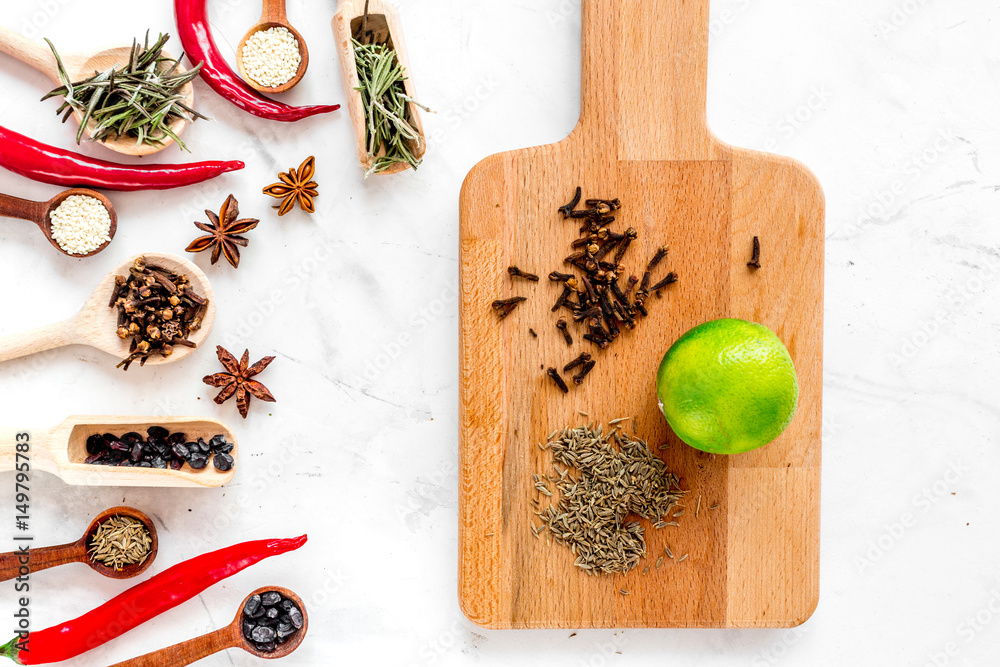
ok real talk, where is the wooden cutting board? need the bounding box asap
[458,0,824,629]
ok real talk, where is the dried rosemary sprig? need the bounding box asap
[352,39,431,176]
[42,31,207,151]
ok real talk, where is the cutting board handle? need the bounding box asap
[577,0,714,160]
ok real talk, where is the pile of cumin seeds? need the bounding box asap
[535,424,685,575]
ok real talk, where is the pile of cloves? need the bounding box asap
[491,188,677,394]
[543,188,677,391]
[109,256,208,370]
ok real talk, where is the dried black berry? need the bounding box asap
[171,443,190,460]
[213,452,234,472]
[251,626,276,643]
[244,595,262,617]
[197,438,211,454]
[147,426,169,439]
[86,434,103,455]
[215,441,235,454]
[188,455,208,470]
[261,592,281,607]
[169,458,183,471]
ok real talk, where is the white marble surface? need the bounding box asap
[1,0,998,665]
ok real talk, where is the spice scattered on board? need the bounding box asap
[84,426,235,472]
[263,156,318,215]
[110,256,208,370]
[748,236,761,269]
[88,515,152,570]
[203,346,276,419]
[494,188,678,392]
[241,27,301,88]
[242,591,304,653]
[43,32,206,151]
[186,194,260,268]
[534,423,685,575]
[49,195,112,255]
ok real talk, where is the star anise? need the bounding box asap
[185,195,259,268]
[203,346,276,418]
[262,156,318,216]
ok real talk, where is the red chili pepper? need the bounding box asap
[0,535,306,665]
[174,0,340,121]
[0,125,245,191]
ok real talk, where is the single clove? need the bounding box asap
[546,367,570,393]
[563,352,592,372]
[572,360,596,385]
[492,297,527,320]
[559,186,582,218]
[748,236,761,269]
[556,319,573,346]
[508,266,540,282]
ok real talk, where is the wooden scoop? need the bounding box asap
[0,252,214,367]
[237,0,310,94]
[0,416,237,487]
[332,0,426,175]
[0,506,157,582]
[458,0,825,629]
[0,26,194,156]
[108,586,308,666]
[0,188,117,258]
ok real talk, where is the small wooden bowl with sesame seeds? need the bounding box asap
[237,0,310,94]
[0,187,117,258]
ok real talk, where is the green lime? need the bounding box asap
[655,318,798,455]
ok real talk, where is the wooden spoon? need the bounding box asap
[0,416,238,487]
[332,0,426,175]
[0,26,195,156]
[237,0,310,94]
[0,252,214,366]
[108,586,308,666]
[0,187,117,258]
[0,506,157,582]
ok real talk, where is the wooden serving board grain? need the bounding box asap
[458,0,823,629]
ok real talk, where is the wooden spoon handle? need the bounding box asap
[0,319,79,363]
[261,0,289,23]
[0,427,54,475]
[107,627,237,667]
[0,193,48,228]
[0,541,85,582]
[0,25,60,82]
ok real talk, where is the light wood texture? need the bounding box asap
[458,0,824,629]
[332,0,426,175]
[0,416,238,487]
[0,26,194,156]
[108,586,308,666]
[0,187,117,258]
[236,0,310,94]
[0,506,157,581]
[0,252,214,366]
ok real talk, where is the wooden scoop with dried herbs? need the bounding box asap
[42,31,206,151]
[353,38,431,176]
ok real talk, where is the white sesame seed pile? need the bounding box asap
[49,195,112,255]
[241,27,301,88]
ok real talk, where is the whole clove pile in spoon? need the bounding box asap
[109,256,209,370]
